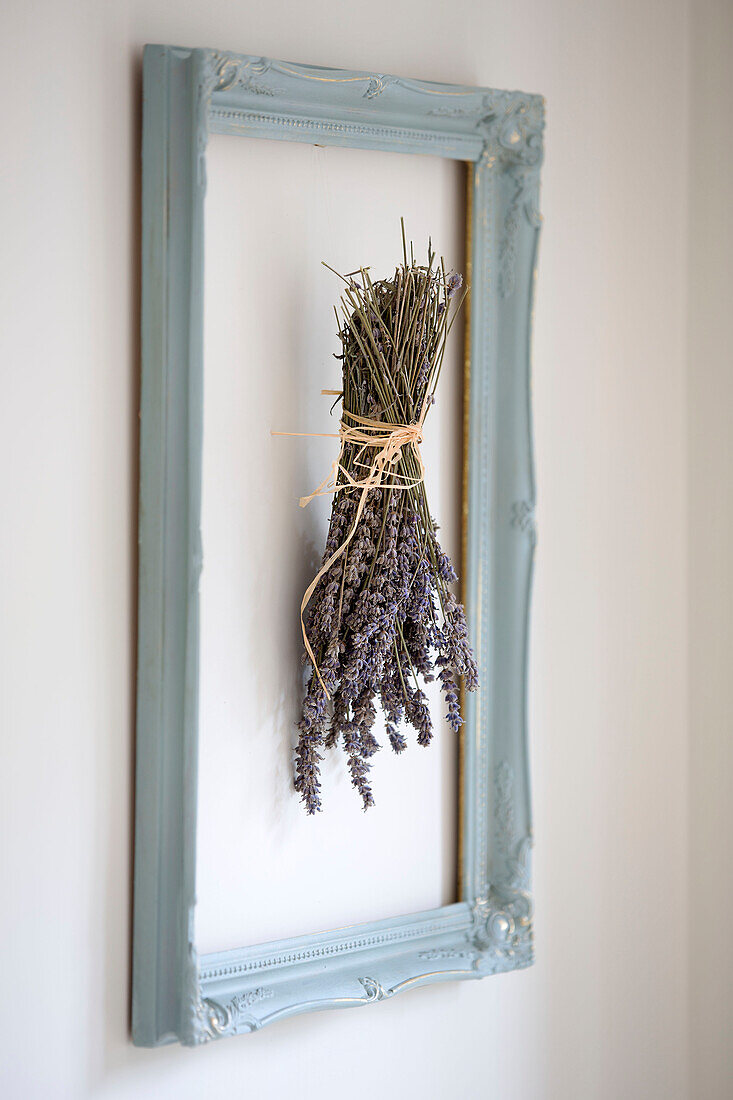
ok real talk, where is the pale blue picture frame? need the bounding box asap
[132,44,544,1047]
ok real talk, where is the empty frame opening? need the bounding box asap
[196,132,466,954]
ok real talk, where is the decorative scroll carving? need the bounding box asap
[418,948,479,961]
[431,93,543,297]
[194,996,234,1041]
[468,761,534,974]
[363,74,398,99]
[209,53,424,103]
[511,500,537,543]
[211,54,283,96]
[469,838,533,975]
[482,96,543,299]
[429,91,543,160]
[358,977,390,1001]
[494,759,516,857]
[193,987,275,1041]
[232,986,275,1009]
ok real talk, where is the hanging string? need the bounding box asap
[272,392,428,694]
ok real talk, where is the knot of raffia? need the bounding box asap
[273,395,429,695]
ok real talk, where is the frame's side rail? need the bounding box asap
[461,100,543,966]
[132,44,207,1048]
[485,146,542,887]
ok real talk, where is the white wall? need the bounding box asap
[197,138,464,952]
[688,1,733,1097]
[1,1,694,1098]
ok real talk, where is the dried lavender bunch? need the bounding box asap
[294,232,478,814]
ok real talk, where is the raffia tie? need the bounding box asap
[272,391,428,695]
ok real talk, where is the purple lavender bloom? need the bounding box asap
[296,245,476,811]
[446,272,463,299]
[436,550,458,584]
[438,667,463,733]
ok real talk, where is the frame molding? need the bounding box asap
[132,44,544,1046]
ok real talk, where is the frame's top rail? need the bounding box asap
[157,46,544,164]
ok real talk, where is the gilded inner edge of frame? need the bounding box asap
[457,160,473,904]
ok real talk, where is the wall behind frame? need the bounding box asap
[198,135,464,953]
[0,0,691,1097]
[688,1,733,1096]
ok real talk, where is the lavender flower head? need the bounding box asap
[293,232,477,813]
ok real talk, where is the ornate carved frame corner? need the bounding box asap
[132,44,544,1047]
